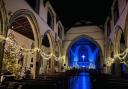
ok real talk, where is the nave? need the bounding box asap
[1,68,128,89]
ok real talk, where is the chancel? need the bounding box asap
[68,37,100,69]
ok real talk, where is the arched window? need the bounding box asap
[47,9,54,30]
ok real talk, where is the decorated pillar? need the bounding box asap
[0,0,7,73]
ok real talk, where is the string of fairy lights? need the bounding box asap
[1,34,128,67]
[0,34,65,62]
[106,48,128,66]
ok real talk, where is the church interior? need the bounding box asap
[0,0,128,89]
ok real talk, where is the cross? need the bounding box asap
[82,55,85,61]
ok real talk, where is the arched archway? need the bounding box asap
[114,26,123,55]
[114,26,127,76]
[121,12,128,76]
[67,35,102,71]
[4,9,41,78]
[124,12,128,48]
[9,9,41,48]
[41,30,55,73]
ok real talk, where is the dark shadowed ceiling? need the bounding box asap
[48,0,113,31]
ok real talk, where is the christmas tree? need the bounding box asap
[3,33,21,76]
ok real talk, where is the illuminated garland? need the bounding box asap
[106,57,115,66]
[1,34,128,66]
[1,34,128,67]
[106,48,128,66]
[0,35,65,61]
[0,35,5,42]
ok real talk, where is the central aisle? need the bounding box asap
[69,71,91,89]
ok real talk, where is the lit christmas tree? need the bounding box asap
[3,33,21,76]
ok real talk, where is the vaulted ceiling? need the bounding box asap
[11,17,34,40]
[49,0,113,31]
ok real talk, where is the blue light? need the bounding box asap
[69,71,91,89]
[82,54,86,61]
[82,65,86,67]
[68,38,99,69]
[121,63,126,75]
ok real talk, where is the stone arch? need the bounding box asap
[66,35,103,70]
[114,26,127,76]
[42,30,54,53]
[114,26,123,55]
[124,12,128,48]
[6,9,41,78]
[9,9,41,48]
[42,30,55,73]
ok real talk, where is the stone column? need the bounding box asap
[115,59,121,77]
[0,41,4,73]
